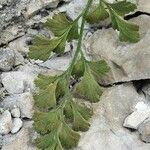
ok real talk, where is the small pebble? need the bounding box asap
[0,110,12,135]
[11,107,21,118]
[11,118,23,134]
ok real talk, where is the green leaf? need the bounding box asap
[72,59,110,81]
[34,81,58,110]
[29,35,68,61]
[71,58,85,78]
[110,10,139,42]
[67,22,79,41]
[64,99,91,132]
[107,2,140,43]
[45,13,79,41]
[87,60,110,81]
[86,2,109,24]
[59,121,80,149]
[33,111,60,134]
[73,101,93,120]
[64,100,93,123]
[72,106,90,132]
[109,1,137,16]
[35,130,63,150]
[45,13,71,37]
[74,65,103,103]
[29,36,60,61]
[29,13,79,61]
[53,33,67,54]
[34,74,57,90]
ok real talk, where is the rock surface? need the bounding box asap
[0,92,34,119]
[123,102,150,129]
[11,118,23,134]
[1,71,36,94]
[86,15,150,85]
[77,84,150,150]
[138,119,150,143]
[0,0,150,149]
[11,107,21,118]
[0,48,15,71]
[40,54,71,71]
[2,121,36,150]
[0,110,12,135]
[138,0,150,13]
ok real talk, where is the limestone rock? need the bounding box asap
[138,119,150,143]
[86,15,150,85]
[0,92,34,119]
[138,0,150,13]
[0,25,25,45]
[11,107,21,118]
[76,84,150,150]
[24,0,60,18]
[0,48,15,71]
[123,102,150,130]
[40,54,71,71]
[9,36,29,55]
[11,118,23,134]
[2,121,36,150]
[142,84,150,101]
[0,110,12,135]
[1,71,36,94]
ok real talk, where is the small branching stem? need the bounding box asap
[66,0,93,80]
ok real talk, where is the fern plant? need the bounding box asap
[29,0,140,149]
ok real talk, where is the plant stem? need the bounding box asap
[66,0,93,80]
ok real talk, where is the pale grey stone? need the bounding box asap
[0,25,25,45]
[138,0,150,13]
[2,121,36,150]
[0,110,12,135]
[0,108,4,114]
[138,119,150,143]
[1,71,36,94]
[14,51,24,66]
[24,0,60,18]
[0,48,15,71]
[86,15,150,85]
[0,92,34,119]
[40,54,71,71]
[123,111,150,130]
[76,84,150,150]
[11,107,21,118]
[9,36,29,56]
[11,118,23,134]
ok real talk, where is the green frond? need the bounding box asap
[33,111,60,134]
[86,2,109,24]
[29,36,60,61]
[35,130,63,150]
[64,101,74,121]
[67,22,79,41]
[108,1,137,16]
[87,60,110,81]
[45,13,71,37]
[59,121,80,149]
[74,65,103,102]
[34,74,57,90]
[45,13,79,42]
[107,2,140,43]
[31,0,140,149]
[34,81,58,110]
[73,101,93,120]
[72,107,90,131]
[72,58,85,78]
[55,78,67,99]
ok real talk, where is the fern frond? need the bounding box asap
[29,0,140,149]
